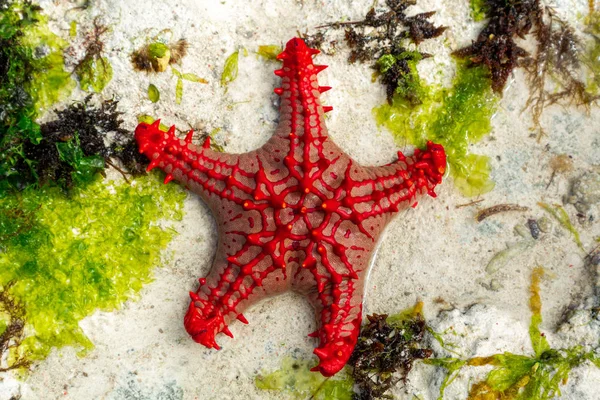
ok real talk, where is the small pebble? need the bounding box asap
[489,279,503,291]
[527,219,541,239]
[514,224,531,239]
[537,216,552,232]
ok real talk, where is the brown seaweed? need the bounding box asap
[524,8,599,138]
[454,1,598,137]
[30,96,146,189]
[476,204,530,222]
[0,282,31,373]
[349,307,433,399]
[453,0,541,93]
[131,38,189,73]
[307,0,446,104]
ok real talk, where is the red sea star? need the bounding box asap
[135,37,446,377]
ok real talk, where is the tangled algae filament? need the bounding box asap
[0,174,185,370]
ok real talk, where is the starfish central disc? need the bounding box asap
[135,37,446,377]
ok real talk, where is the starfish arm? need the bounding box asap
[307,278,363,377]
[183,256,274,350]
[346,141,447,221]
[135,121,256,208]
[184,213,290,349]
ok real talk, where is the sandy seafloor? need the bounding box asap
[1,0,600,399]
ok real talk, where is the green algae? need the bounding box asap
[374,61,498,197]
[55,132,105,185]
[69,20,77,38]
[427,267,600,400]
[76,56,113,93]
[0,283,31,372]
[425,357,468,399]
[221,49,240,88]
[470,0,489,22]
[17,8,74,112]
[171,67,208,105]
[148,42,171,72]
[71,20,113,94]
[255,357,354,400]
[175,73,184,104]
[148,41,170,59]
[375,51,428,106]
[0,1,74,189]
[257,44,282,61]
[0,174,185,370]
[584,11,600,95]
[538,202,584,251]
[148,83,160,103]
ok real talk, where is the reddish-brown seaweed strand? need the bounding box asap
[135,37,446,377]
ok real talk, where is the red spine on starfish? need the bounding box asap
[135,37,446,377]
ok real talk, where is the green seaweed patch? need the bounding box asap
[374,61,498,197]
[256,44,283,61]
[0,1,74,190]
[72,20,112,93]
[0,174,185,370]
[255,357,354,400]
[18,7,75,112]
[427,267,600,400]
[148,83,160,103]
[469,0,489,22]
[2,96,147,191]
[584,11,600,95]
[374,51,429,106]
[76,56,113,93]
[172,67,208,105]
[55,132,105,185]
[0,283,31,373]
[221,49,240,88]
[425,357,468,399]
[538,202,584,251]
